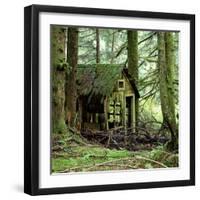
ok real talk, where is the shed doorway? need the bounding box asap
[126,96,133,128]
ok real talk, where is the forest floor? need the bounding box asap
[52,129,178,173]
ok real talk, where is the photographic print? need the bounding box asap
[24,5,195,195]
[51,26,179,173]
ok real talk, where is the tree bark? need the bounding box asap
[51,26,67,133]
[158,32,178,151]
[66,27,78,128]
[127,31,139,127]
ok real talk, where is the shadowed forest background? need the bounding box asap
[51,26,179,173]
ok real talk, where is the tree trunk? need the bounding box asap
[96,29,100,63]
[65,27,78,128]
[51,26,67,134]
[110,30,115,64]
[127,31,139,127]
[158,32,178,151]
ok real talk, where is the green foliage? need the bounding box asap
[78,28,127,64]
[149,146,178,167]
[139,99,163,129]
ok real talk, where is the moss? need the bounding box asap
[52,146,133,172]
[53,119,67,134]
[158,32,178,151]
[51,25,67,134]
[77,64,124,97]
[52,144,178,173]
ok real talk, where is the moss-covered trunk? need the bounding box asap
[158,32,178,151]
[51,26,67,134]
[66,28,78,127]
[127,31,139,126]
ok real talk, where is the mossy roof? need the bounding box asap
[77,64,139,98]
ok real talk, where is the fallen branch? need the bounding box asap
[87,163,136,170]
[60,157,138,172]
[135,155,168,168]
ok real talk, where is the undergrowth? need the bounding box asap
[52,129,178,173]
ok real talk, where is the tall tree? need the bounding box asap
[127,31,139,126]
[110,30,116,64]
[51,26,67,133]
[96,29,100,63]
[158,32,178,151]
[65,27,79,127]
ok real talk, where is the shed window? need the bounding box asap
[118,80,125,90]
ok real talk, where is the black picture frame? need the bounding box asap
[24,4,195,196]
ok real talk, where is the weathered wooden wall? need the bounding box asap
[107,74,136,129]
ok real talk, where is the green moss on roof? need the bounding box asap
[77,64,124,97]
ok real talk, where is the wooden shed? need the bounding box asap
[76,64,140,131]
